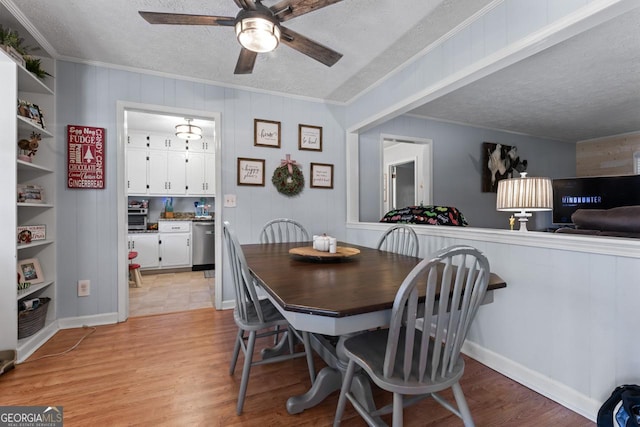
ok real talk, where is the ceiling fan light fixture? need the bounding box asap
[235,16,281,53]
[175,119,202,140]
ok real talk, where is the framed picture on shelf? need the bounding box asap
[298,124,323,151]
[34,105,46,129]
[237,157,266,186]
[17,184,44,204]
[17,99,31,119]
[17,225,46,244]
[17,258,44,285]
[254,119,281,148]
[310,162,334,189]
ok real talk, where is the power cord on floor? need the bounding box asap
[21,325,97,364]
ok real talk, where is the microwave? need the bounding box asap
[128,207,148,231]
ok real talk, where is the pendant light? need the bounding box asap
[175,118,202,140]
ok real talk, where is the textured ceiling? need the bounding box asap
[4,0,492,102]
[2,0,639,142]
[408,7,640,142]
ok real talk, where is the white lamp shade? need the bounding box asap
[175,120,202,140]
[235,17,281,53]
[496,176,553,211]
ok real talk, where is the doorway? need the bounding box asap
[382,136,433,216]
[116,102,222,322]
[389,160,416,210]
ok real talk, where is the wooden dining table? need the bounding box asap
[242,241,506,415]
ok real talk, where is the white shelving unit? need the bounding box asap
[0,42,57,361]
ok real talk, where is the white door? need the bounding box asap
[127,148,148,195]
[148,150,168,194]
[127,131,149,149]
[166,151,187,195]
[187,138,214,153]
[129,234,159,269]
[186,152,206,195]
[160,233,191,267]
[204,153,215,195]
[164,134,187,152]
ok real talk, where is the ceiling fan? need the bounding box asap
[139,0,344,75]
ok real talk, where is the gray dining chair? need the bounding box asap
[376,224,419,257]
[333,245,491,427]
[223,221,315,415]
[259,218,310,344]
[259,218,309,243]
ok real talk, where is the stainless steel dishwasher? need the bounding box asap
[191,221,214,271]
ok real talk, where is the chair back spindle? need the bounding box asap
[259,218,309,243]
[383,246,490,383]
[376,225,419,257]
[223,221,265,324]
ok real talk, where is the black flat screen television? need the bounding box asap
[552,175,640,224]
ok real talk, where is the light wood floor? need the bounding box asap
[129,270,214,317]
[0,308,594,426]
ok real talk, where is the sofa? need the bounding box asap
[554,205,640,238]
[380,205,468,226]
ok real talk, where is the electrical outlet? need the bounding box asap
[78,280,90,297]
[224,194,237,208]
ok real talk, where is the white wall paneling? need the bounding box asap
[345,223,640,422]
[343,0,640,422]
[57,63,348,320]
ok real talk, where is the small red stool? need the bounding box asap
[128,251,142,287]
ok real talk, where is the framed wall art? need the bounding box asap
[237,157,266,186]
[67,125,106,189]
[17,184,44,204]
[17,258,44,285]
[482,142,528,192]
[310,162,334,189]
[298,124,322,151]
[17,225,46,244]
[254,119,281,148]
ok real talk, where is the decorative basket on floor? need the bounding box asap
[18,297,51,339]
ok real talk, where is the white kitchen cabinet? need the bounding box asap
[127,131,150,149]
[158,221,191,268]
[161,134,186,152]
[128,131,186,151]
[148,149,187,195]
[187,138,214,153]
[128,233,159,269]
[126,147,148,195]
[186,152,215,196]
[160,233,191,267]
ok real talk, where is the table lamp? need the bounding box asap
[496,172,553,231]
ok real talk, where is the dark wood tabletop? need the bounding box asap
[242,242,506,318]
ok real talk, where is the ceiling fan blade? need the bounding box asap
[271,0,343,22]
[280,26,342,67]
[139,11,235,26]
[234,0,257,11]
[234,48,258,74]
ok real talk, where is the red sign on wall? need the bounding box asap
[67,125,105,189]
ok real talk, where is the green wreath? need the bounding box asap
[272,164,304,196]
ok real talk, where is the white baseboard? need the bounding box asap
[462,340,600,422]
[57,312,119,329]
[220,299,235,310]
[17,321,59,363]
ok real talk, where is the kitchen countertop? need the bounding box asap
[158,217,214,222]
[156,212,214,222]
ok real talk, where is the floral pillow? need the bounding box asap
[380,205,468,226]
